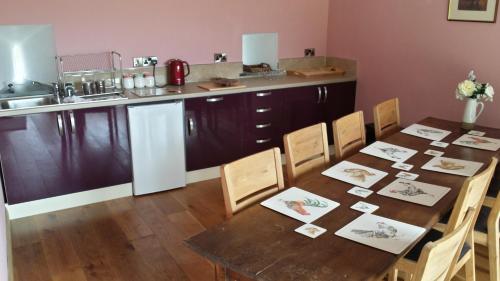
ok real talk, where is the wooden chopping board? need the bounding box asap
[198,82,247,91]
[287,66,346,77]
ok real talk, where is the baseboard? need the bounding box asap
[6,209,13,281]
[186,167,220,183]
[185,146,336,184]
[6,183,133,220]
[6,146,337,220]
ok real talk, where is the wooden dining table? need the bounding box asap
[186,117,500,281]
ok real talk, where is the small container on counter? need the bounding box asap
[123,74,134,89]
[95,80,106,93]
[134,73,145,88]
[114,77,122,89]
[82,81,93,95]
[144,72,155,88]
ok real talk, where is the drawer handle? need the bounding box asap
[256,108,272,113]
[69,111,76,134]
[256,123,272,129]
[206,97,224,103]
[323,86,328,103]
[256,138,271,144]
[57,112,64,136]
[317,87,323,104]
[256,92,272,97]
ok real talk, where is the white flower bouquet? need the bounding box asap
[456,70,494,102]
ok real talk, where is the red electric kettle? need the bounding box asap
[167,59,190,86]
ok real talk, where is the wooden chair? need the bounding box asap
[332,111,366,160]
[412,209,476,281]
[473,190,499,281]
[373,98,400,140]
[284,123,329,186]
[217,148,285,281]
[220,147,284,219]
[390,157,498,281]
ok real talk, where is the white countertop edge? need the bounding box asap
[0,75,356,117]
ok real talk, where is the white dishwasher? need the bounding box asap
[128,101,186,195]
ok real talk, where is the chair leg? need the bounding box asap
[388,267,398,281]
[215,264,227,281]
[488,237,499,281]
[465,254,476,281]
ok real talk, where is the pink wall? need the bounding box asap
[327,1,500,128]
[0,0,329,68]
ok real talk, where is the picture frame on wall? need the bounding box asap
[448,0,499,22]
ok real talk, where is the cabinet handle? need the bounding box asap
[323,86,328,103]
[256,123,272,129]
[187,118,194,136]
[206,97,224,103]
[57,112,64,136]
[69,111,76,134]
[256,92,272,97]
[256,138,272,144]
[256,108,272,113]
[317,87,323,104]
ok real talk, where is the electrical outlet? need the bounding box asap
[143,56,158,66]
[133,57,144,67]
[133,56,158,67]
[214,53,227,63]
[304,48,316,57]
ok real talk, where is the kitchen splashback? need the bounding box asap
[0,25,58,91]
[63,56,356,85]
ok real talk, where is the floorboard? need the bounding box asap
[9,178,493,281]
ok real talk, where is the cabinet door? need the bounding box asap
[282,86,325,134]
[0,112,71,204]
[322,82,357,143]
[243,90,286,154]
[0,106,132,205]
[67,105,132,191]
[185,94,245,171]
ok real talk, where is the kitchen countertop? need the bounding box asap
[0,74,356,117]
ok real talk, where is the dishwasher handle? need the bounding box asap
[187,118,195,136]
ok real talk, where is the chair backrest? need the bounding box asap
[332,111,366,160]
[373,98,400,140]
[412,208,475,281]
[284,123,329,186]
[444,157,498,235]
[220,147,285,218]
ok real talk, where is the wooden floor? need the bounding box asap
[9,178,494,281]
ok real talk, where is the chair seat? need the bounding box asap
[405,229,471,262]
[439,206,497,234]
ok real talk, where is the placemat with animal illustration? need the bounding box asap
[401,124,451,141]
[322,161,388,189]
[335,213,426,254]
[360,141,418,163]
[377,179,451,207]
[452,134,500,151]
[260,187,340,224]
[421,156,484,177]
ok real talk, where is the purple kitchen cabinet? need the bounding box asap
[243,90,286,154]
[322,82,357,143]
[0,106,132,204]
[185,94,246,171]
[282,85,326,134]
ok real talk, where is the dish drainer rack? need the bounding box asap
[56,51,123,95]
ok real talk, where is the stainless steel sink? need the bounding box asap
[0,95,58,110]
